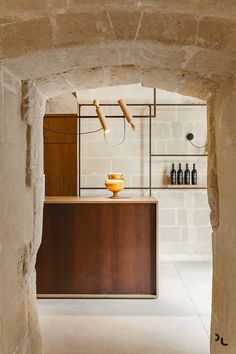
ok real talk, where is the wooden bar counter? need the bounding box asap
[36,196,158,298]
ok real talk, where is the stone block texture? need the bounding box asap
[209,74,236,354]
[1,1,236,99]
[0,67,45,354]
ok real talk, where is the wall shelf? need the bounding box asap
[151,186,207,190]
[166,185,207,189]
[81,186,208,190]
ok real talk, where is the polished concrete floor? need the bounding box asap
[38,261,212,354]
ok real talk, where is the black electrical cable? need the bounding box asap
[81,128,103,135]
[43,127,103,135]
[186,133,207,149]
[43,117,127,145]
[189,140,207,149]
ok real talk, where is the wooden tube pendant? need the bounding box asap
[118,99,136,130]
[93,100,110,133]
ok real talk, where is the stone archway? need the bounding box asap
[1,2,236,353]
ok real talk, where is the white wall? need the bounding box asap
[46,84,211,261]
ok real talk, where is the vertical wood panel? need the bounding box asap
[44,116,77,144]
[44,115,77,196]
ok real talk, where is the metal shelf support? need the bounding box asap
[77,89,207,196]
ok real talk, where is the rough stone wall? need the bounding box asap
[0,67,45,354]
[0,1,236,353]
[209,75,236,353]
[1,1,235,101]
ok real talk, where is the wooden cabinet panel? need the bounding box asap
[44,115,77,196]
[44,143,77,196]
[36,202,157,297]
[44,115,77,144]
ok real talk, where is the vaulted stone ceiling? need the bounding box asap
[1,0,236,99]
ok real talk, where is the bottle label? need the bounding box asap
[177,172,183,185]
[192,172,197,185]
[185,172,190,185]
[171,172,176,185]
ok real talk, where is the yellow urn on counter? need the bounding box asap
[105,173,125,198]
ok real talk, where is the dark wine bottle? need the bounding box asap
[191,163,197,185]
[170,163,176,185]
[177,163,183,185]
[184,163,190,185]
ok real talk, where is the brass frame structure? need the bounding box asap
[44,88,207,196]
[77,88,207,196]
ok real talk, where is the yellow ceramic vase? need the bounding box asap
[105,173,125,198]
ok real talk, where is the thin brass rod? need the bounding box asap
[79,103,206,107]
[149,106,152,197]
[78,105,81,197]
[151,154,207,157]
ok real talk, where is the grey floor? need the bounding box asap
[38,261,212,354]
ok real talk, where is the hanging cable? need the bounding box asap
[189,140,207,149]
[103,117,126,147]
[186,133,207,149]
[43,127,103,135]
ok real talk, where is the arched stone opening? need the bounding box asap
[0,64,216,353]
[1,2,236,352]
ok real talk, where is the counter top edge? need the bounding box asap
[45,196,158,204]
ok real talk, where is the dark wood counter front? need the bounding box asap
[36,197,158,298]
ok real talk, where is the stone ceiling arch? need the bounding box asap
[33,64,211,101]
[1,1,236,100]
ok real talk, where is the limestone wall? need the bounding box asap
[47,85,211,260]
[0,67,45,354]
[209,74,236,353]
[1,2,236,353]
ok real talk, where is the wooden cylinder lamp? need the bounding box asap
[118,99,136,130]
[93,99,110,134]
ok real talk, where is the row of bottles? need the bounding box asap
[170,163,197,185]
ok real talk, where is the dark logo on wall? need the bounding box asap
[215,333,229,346]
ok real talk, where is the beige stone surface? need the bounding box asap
[0,68,45,353]
[210,74,236,353]
[0,1,236,99]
